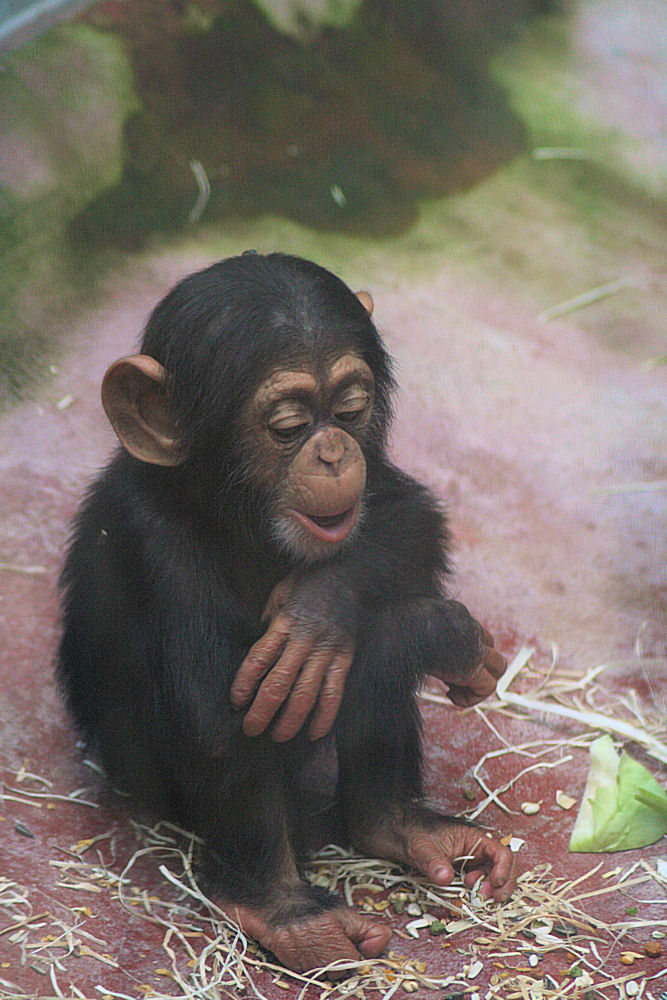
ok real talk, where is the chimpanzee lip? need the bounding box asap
[290,502,360,543]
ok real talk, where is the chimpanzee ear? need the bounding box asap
[356,290,374,316]
[101,355,186,466]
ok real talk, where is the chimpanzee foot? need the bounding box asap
[224,899,391,974]
[353,808,516,903]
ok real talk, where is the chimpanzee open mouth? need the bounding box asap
[292,503,359,542]
[310,509,353,528]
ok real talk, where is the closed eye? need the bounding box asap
[333,386,371,425]
[269,421,310,443]
[335,407,365,424]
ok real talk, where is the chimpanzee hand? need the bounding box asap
[431,600,507,707]
[230,576,355,742]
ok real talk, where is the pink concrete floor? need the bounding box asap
[0,239,665,997]
[1,5,666,994]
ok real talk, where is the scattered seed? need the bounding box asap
[56,395,75,411]
[556,790,576,810]
[620,953,635,966]
[406,902,422,916]
[14,821,34,838]
[625,983,640,997]
[528,954,539,968]
[521,802,541,815]
[406,916,433,938]
[509,837,525,852]
[644,941,662,957]
[402,980,419,993]
[467,961,484,980]
[391,892,408,914]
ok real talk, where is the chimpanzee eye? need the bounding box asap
[333,387,370,425]
[335,408,364,424]
[269,421,310,443]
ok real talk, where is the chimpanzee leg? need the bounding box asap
[171,740,390,972]
[336,602,515,903]
[178,742,301,900]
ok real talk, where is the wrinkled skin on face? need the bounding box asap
[248,353,374,561]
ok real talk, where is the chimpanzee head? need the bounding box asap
[101,253,395,562]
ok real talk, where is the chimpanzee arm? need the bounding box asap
[231,464,506,741]
[291,463,450,631]
[58,459,261,772]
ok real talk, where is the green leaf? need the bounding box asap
[568,735,667,852]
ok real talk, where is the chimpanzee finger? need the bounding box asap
[270,651,330,742]
[230,614,292,707]
[308,648,354,741]
[483,647,507,679]
[459,838,516,901]
[242,635,314,737]
[447,685,488,707]
[464,664,498,699]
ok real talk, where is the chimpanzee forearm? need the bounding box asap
[287,465,450,637]
[232,467,492,741]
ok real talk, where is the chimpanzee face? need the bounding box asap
[246,352,374,562]
[100,254,391,564]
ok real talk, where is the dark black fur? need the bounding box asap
[58,252,483,918]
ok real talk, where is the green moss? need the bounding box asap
[0,24,137,405]
[490,12,666,199]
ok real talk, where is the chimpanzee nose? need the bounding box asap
[316,430,346,470]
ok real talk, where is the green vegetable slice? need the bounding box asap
[568,735,667,852]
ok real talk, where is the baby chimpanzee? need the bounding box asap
[59,253,513,972]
